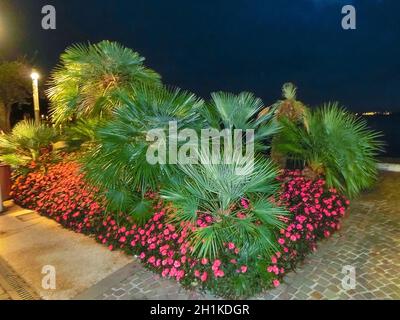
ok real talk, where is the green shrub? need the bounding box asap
[0,120,58,172]
[275,102,384,198]
[162,155,287,259]
[61,118,106,152]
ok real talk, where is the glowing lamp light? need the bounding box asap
[31,71,40,81]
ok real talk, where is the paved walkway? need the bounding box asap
[1,172,399,300]
[0,201,131,300]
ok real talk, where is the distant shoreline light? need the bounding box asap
[355,111,392,116]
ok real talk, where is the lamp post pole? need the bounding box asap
[0,184,3,213]
[31,71,40,124]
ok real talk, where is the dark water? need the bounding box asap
[363,114,400,158]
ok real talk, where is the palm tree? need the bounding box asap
[275,102,384,198]
[47,41,162,124]
[81,85,204,222]
[266,83,308,167]
[271,83,308,124]
[162,155,287,259]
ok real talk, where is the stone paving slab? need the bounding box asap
[77,260,216,300]
[0,201,131,300]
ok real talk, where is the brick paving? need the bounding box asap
[256,171,400,300]
[101,263,216,300]
[90,171,400,300]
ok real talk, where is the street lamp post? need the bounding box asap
[0,184,3,213]
[31,71,40,124]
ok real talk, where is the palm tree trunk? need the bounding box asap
[0,102,11,133]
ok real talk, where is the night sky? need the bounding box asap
[1,0,400,112]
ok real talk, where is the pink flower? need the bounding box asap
[161,268,170,277]
[139,252,146,260]
[200,271,208,282]
[278,238,285,245]
[213,259,221,268]
[201,258,208,265]
[237,212,246,219]
[169,267,177,277]
[148,256,156,264]
[271,256,277,264]
[240,265,248,273]
[176,270,185,280]
[214,269,225,278]
[273,279,280,287]
[228,242,235,250]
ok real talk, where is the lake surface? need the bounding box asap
[363,114,400,158]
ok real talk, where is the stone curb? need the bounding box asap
[377,163,400,172]
[73,261,138,300]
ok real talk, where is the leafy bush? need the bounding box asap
[275,103,383,198]
[0,120,58,172]
[61,118,106,152]
[47,41,162,124]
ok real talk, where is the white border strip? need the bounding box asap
[377,163,400,172]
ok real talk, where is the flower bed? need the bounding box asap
[11,161,349,298]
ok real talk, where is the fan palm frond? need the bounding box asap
[47,41,162,124]
[82,85,205,219]
[161,155,287,258]
[203,91,280,153]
